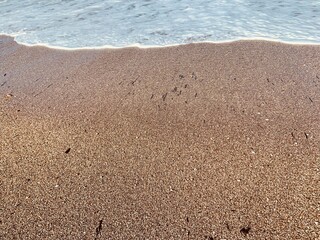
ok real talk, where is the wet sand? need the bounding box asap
[0,35,319,239]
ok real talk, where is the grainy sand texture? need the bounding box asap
[0,35,319,239]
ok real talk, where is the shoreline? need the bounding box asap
[1,35,319,239]
[1,33,320,51]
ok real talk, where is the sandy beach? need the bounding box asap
[0,35,319,239]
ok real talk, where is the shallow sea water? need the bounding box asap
[0,0,319,48]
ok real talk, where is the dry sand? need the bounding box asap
[0,35,319,239]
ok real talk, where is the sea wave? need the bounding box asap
[1,0,319,48]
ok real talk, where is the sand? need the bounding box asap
[0,35,319,239]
